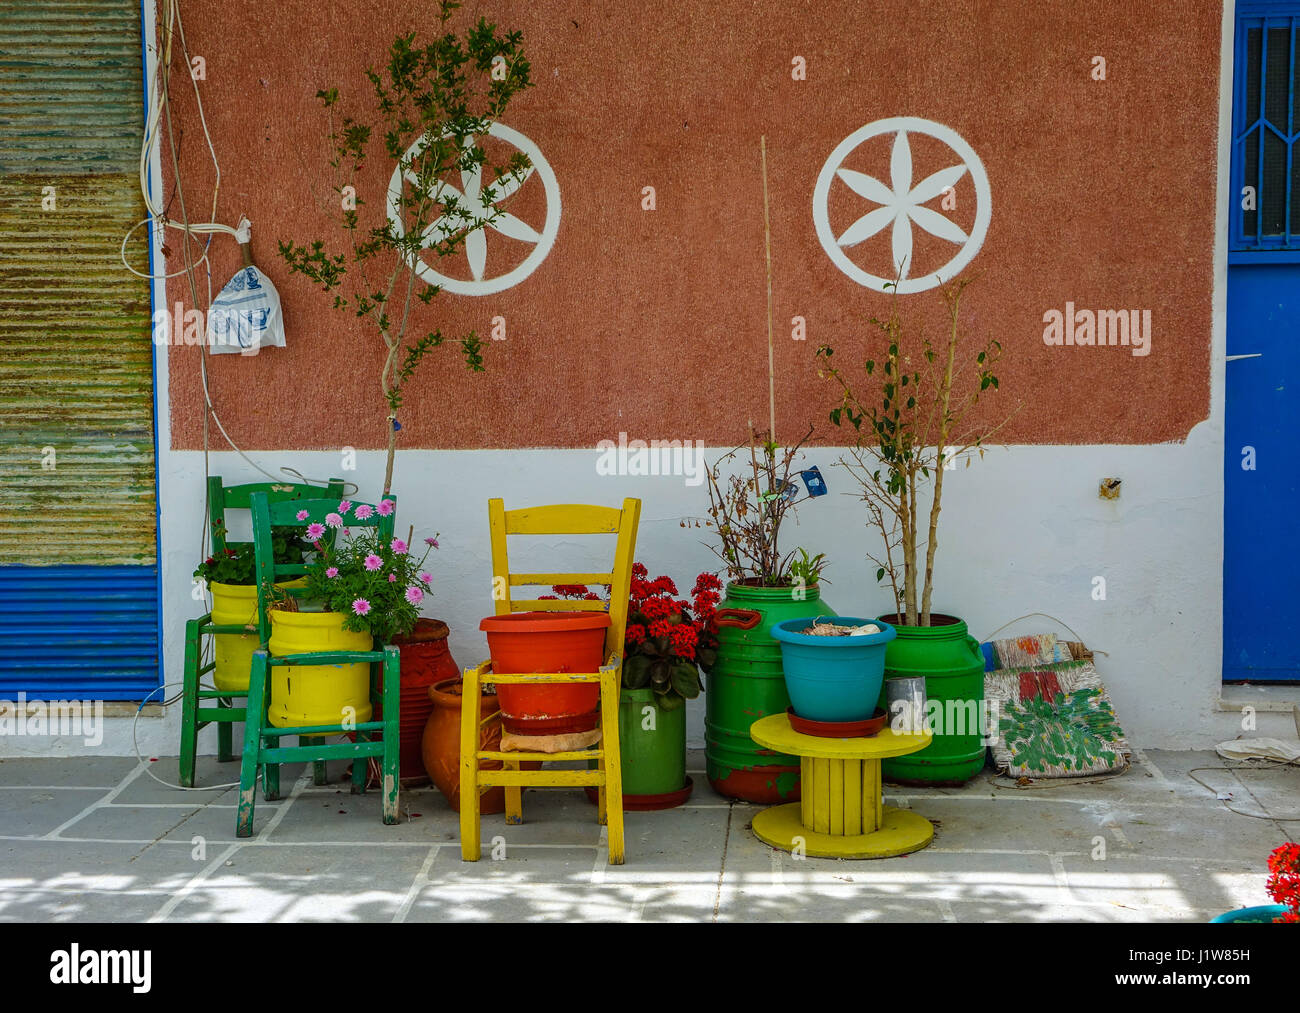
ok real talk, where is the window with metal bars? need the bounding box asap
[1233,4,1300,254]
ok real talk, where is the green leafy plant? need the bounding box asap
[272,501,440,643]
[787,548,830,589]
[817,278,1015,625]
[194,522,311,586]
[703,426,818,586]
[279,2,533,497]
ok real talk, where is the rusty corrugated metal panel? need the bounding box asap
[0,0,145,175]
[0,173,156,565]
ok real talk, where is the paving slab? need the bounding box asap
[0,787,108,838]
[0,756,140,788]
[160,843,431,922]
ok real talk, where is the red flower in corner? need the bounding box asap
[1267,843,1300,922]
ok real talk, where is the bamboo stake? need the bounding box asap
[761,136,776,441]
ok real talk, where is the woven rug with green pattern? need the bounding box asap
[982,634,1131,779]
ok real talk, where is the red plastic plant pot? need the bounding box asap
[480,611,611,734]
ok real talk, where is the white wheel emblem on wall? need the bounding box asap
[813,117,991,295]
[387,121,561,296]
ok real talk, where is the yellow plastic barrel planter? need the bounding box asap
[209,579,305,692]
[267,610,373,728]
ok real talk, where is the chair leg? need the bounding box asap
[600,666,625,865]
[460,665,482,860]
[380,647,400,825]
[217,702,235,763]
[504,759,522,826]
[309,735,328,786]
[351,733,368,794]
[263,747,281,802]
[179,620,201,788]
[236,651,269,838]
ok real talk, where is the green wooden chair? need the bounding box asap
[235,491,401,837]
[179,476,344,788]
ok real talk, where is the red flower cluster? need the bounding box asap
[544,565,721,672]
[1266,843,1300,923]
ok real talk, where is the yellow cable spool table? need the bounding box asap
[748,713,935,859]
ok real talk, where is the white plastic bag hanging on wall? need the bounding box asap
[207,218,286,355]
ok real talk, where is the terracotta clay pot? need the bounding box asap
[423,677,532,814]
[386,619,459,782]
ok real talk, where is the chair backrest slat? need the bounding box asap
[488,497,641,658]
[249,492,397,644]
[208,476,346,553]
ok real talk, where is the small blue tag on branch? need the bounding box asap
[392,419,402,432]
[800,467,827,497]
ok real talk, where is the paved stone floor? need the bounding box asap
[0,749,1295,922]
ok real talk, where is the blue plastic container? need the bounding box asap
[770,617,897,722]
[1209,905,1290,923]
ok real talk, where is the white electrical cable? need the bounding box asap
[132,681,246,791]
[122,0,240,282]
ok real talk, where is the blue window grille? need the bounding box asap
[1232,3,1300,259]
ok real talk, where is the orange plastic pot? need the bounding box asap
[479,611,610,734]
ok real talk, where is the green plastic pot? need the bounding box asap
[618,687,687,796]
[705,581,836,802]
[876,613,987,785]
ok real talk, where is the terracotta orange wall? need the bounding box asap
[162,0,1221,450]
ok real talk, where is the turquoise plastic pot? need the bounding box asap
[770,618,897,722]
[1209,905,1290,923]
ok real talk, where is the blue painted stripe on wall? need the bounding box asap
[0,565,160,699]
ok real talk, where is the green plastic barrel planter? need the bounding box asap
[705,582,836,803]
[876,613,987,785]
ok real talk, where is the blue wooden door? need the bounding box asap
[1224,3,1300,682]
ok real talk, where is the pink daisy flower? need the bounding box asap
[296,509,309,521]
[325,567,339,578]
[305,522,326,540]
[391,538,408,554]
[377,499,395,517]
[425,536,439,548]
[325,512,343,528]
[418,571,432,586]
[405,586,425,605]
[388,573,397,582]
[364,554,383,571]
[354,504,373,520]
[338,500,352,514]
[351,598,371,616]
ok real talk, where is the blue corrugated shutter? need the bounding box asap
[0,566,159,699]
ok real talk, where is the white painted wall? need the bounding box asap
[15,418,1295,760]
[11,0,1295,761]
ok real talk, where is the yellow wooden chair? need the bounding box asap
[460,497,641,864]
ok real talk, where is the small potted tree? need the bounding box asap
[817,278,1015,784]
[700,427,833,802]
[278,5,535,723]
